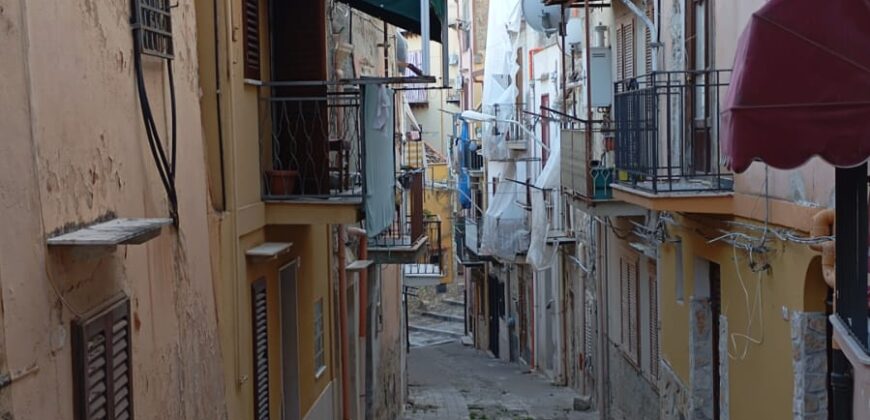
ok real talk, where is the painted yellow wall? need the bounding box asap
[425,163,456,284]
[659,214,827,420]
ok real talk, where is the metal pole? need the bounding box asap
[421,0,431,74]
[584,0,593,202]
[404,286,411,353]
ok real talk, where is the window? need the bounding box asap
[314,298,326,377]
[619,248,640,364]
[251,278,270,420]
[242,0,261,79]
[72,296,132,420]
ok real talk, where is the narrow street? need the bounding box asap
[403,341,597,420]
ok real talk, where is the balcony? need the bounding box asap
[481,103,537,160]
[403,216,446,286]
[368,211,429,264]
[612,70,734,214]
[259,81,364,224]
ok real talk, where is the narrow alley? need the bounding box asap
[404,341,597,420]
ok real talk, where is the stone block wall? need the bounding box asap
[689,299,714,420]
[791,311,828,420]
[660,361,689,420]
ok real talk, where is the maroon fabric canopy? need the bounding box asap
[721,0,870,173]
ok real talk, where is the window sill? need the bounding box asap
[315,365,326,379]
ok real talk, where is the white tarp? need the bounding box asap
[526,146,561,270]
[480,0,522,161]
[480,161,529,260]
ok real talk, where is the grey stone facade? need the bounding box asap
[718,315,729,420]
[791,311,828,420]
[689,299,714,420]
[660,361,689,420]
[606,343,660,420]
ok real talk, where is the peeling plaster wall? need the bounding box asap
[0,0,227,418]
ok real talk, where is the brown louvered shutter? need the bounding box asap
[619,256,628,347]
[649,260,660,379]
[251,278,270,420]
[615,26,624,80]
[627,255,639,362]
[242,0,261,80]
[72,296,133,420]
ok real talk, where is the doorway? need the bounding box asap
[279,262,301,420]
[488,275,503,358]
[691,257,721,420]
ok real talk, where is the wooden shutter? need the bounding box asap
[242,0,261,80]
[627,255,639,362]
[252,278,270,420]
[615,26,624,80]
[649,260,660,379]
[624,21,635,79]
[619,256,628,346]
[72,296,133,420]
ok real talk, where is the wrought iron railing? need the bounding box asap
[483,102,535,150]
[614,70,733,194]
[464,140,484,172]
[404,216,444,276]
[368,212,424,248]
[259,81,364,200]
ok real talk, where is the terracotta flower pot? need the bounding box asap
[267,169,299,196]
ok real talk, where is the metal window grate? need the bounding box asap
[135,0,174,59]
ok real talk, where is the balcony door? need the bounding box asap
[685,0,712,175]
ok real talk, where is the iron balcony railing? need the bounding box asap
[369,212,425,248]
[404,216,444,276]
[463,140,484,172]
[614,70,733,194]
[259,81,364,200]
[483,102,536,151]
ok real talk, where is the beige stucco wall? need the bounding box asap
[659,214,827,420]
[0,0,227,419]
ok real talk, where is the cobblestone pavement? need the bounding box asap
[403,341,598,420]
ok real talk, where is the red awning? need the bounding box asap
[721,0,870,173]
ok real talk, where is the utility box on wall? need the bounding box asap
[590,48,613,107]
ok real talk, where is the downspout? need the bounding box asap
[347,227,369,337]
[619,0,659,72]
[530,271,536,370]
[347,226,368,418]
[338,227,351,420]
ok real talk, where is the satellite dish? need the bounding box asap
[522,0,563,34]
[565,17,584,47]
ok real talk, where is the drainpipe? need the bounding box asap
[619,0,659,72]
[338,227,351,420]
[347,227,369,337]
[530,272,536,370]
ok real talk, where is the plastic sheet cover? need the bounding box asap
[480,162,528,260]
[364,85,396,237]
[480,0,522,161]
[527,146,561,270]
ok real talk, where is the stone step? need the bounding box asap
[443,298,465,307]
[408,324,464,337]
[421,311,464,323]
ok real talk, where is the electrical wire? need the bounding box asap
[132,13,179,223]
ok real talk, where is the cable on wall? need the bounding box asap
[131,0,180,225]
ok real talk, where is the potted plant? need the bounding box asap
[266,168,299,196]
